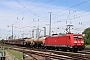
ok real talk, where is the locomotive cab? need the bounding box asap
[73,34,85,50]
[73,35,84,45]
[66,33,85,52]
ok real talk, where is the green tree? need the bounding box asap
[82,27,90,45]
[0,39,4,44]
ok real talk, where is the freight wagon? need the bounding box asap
[4,38,25,46]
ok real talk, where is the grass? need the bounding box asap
[85,45,90,48]
[6,49,23,60]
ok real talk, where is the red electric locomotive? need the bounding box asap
[45,33,85,52]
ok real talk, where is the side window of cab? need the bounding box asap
[68,36,70,39]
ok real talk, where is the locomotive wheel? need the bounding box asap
[62,48,67,52]
[69,49,72,52]
[56,48,59,51]
[79,48,82,51]
[64,48,67,52]
[73,49,78,52]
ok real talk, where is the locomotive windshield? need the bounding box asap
[73,36,83,39]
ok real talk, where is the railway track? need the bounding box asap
[8,44,90,55]
[11,47,90,60]
[31,48,90,60]
[78,48,90,54]
[2,44,90,60]
[12,48,72,60]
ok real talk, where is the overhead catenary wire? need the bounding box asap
[35,0,90,23]
[51,5,90,25]
[17,0,55,18]
[1,0,90,39]
[1,0,89,25]
[17,0,38,17]
[16,0,69,21]
[0,0,40,19]
[0,0,90,21]
[49,0,90,22]
[52,0,90,15]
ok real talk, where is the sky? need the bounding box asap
[0,0,90,39]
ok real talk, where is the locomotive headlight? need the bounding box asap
[74,41,77,43]
[81,41,84,43]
